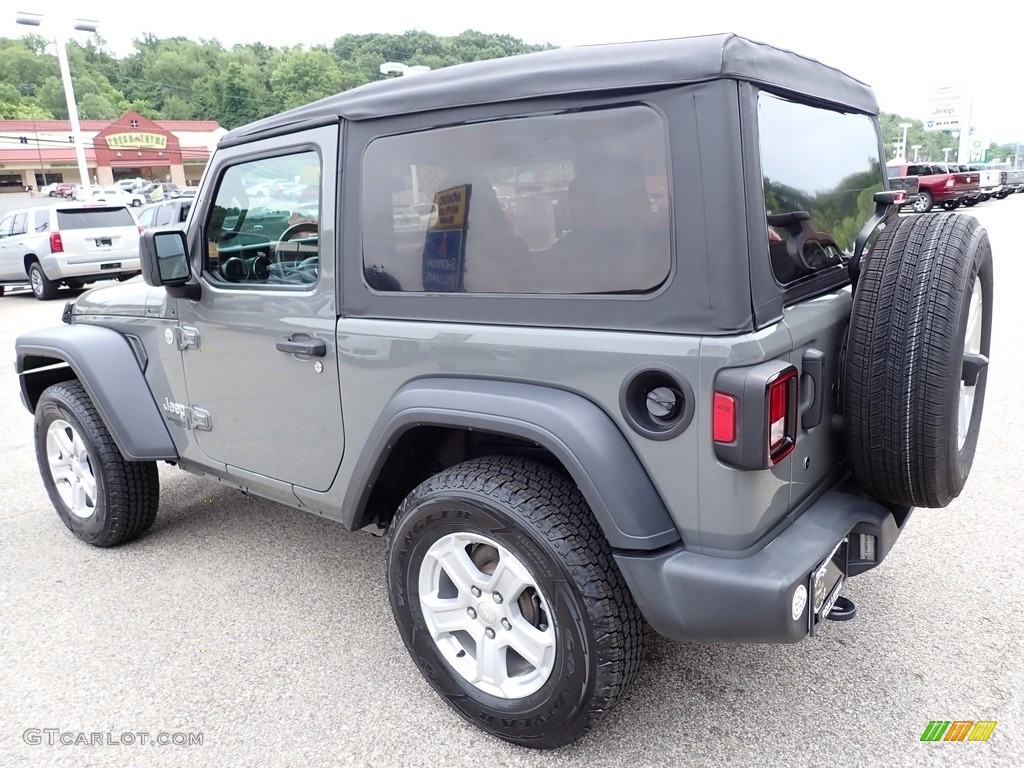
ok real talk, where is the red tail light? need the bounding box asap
[713,361,799,470]
[767,369,798,464]
[713,392,736,443]
[49,232,63,253]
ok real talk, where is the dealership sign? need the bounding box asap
[924,88,968,132]
[105,132,167,150]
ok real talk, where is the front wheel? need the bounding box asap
[34,381,159,546]
[386,456,645,748]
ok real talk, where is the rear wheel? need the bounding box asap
[911,189,933,213]
[941,199,961,211]
[34,381,159,546]
[28,261,58,300]
[386,456,645,748]
[845,213,993,507]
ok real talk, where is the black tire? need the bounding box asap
[28,261,58,301]
[845,213,993,507]
[0,286,5,297]
[386,456,644,749]
[962,198,979,207]
[941,199,961,211]
[34,381,159,547]
[49,191,57,197]
[911,189,933,213]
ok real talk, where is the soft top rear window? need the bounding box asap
[56,207,135,230]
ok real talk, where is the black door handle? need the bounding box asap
[276,335,326,357]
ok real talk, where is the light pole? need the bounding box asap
[379,62,431,77]
[943,147,953,163]
[15,11,96,195]
[898,122,913,160]
[911,145,922,162]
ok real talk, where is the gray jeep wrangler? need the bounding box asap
[15,34,993,748]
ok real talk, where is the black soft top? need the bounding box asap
[221,33,877,146]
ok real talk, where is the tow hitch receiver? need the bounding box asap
[826,596,857,622]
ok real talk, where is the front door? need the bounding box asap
[176,126,343,491]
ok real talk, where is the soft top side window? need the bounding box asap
[361,106,671,295]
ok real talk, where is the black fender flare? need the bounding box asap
[343,377,680,550]
[16,325,178,461]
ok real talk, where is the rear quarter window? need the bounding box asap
[757,92,883,285]
[56,207,136,229]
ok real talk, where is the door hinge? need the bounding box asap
[185,406,212,431]
[173,326,200,351]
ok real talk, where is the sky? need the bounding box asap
[3,0,1022,143]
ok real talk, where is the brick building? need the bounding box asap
[0,111,225,191]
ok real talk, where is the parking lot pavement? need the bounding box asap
[1,198,1022,767]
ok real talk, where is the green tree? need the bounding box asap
[0,81,52,118]
[270,48,347,111]
[0,29,553,129]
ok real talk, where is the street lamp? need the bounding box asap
[379,62,431,77]
[15,11,96,195]
[943,147,953,163]
[898,122,913,160]
[911,144,922,162]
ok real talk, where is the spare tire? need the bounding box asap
[844,213,993,508]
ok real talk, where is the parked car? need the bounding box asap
[976,162,1024,197]
[963,164,1002,204]
[115,177,149,193]
[38,183,61,197]
[887,162,978,212]
[140,182,182,202]
[160,182,183,199]
[14,33,993,748]
[134,199,192,231]
[76,185,146,208]
[56,182,77,198]
[0,203,141,299]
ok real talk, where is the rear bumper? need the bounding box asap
[39,254,141,280]
[615,487,910,644]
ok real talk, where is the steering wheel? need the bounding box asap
[274,221,319,264]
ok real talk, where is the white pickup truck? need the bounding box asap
[963,164,1002,205]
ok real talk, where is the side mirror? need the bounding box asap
[140,229,200,299]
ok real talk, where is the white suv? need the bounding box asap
[0,204,142,300]
[75,186,146,208]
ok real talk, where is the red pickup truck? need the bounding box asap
[887,162,979,213]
